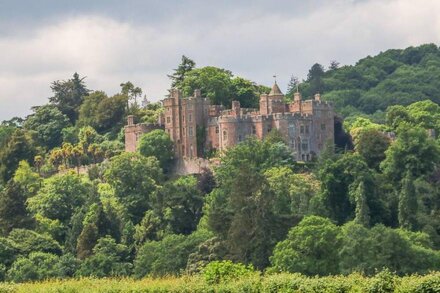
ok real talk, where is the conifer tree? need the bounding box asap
[353,181,370,227]
[168,55,196,89]
[398,172,418,230]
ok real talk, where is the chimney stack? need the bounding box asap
[127,115,134,126]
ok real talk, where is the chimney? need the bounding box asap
[294,92,302,102]
[194,89,201,98]
[260,94,269,115]
[232,100,240,116]
[171,88,182,102]
[127,115,134,126]
[314,93,321,102]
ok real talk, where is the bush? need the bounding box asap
[368,269,398,293]
[7,252,60,282]
[202,260,255,284]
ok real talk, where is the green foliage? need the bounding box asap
[78,91,128,134]
[7,229,62,256]
[0,129,36,183]
[77,236,131,277]
[0,237,18,267]
[0,181,34,236]
[134,231,209,277]
[354,128,390,170]
[152,176,204,235]
[202,260,255,284]
[7,252,60,282]
[399,172,418,230]
[298,44,440,116]
[1,272,440,292]
[24,105,70,150]
[168,55,196,89]
[270,216,341,275]
[381,125,440,182]
[104,152,162,224]
[27,173,90,225]
[49,72,88,123]
[206,138,295,269]
[137,129,174,172]
[179,65,268,108]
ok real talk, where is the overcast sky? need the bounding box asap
[1,0,439,121]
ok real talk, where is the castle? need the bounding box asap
[125,82,335,162]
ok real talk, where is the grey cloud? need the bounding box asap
[1,0,440,120]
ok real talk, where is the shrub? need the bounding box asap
[202,260,255,284]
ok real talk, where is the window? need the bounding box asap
[267,126,272,133]
[189,127,193,137]
[288,123,295,136]
[215,126,219,134]
[182,115,185,122]
[166,116,171,124]
[252,125,256,135]
[300,125,305,134]
[183,127,186,137]
[305,125,309,135]
[321,124,326,130]
[189,114,192,122]
[301,139,309,152]
[223,130,228,141]
[238,135,242,141]
[291,139,296,149]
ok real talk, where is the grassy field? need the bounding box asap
[0,271,439,293]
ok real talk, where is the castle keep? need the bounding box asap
[125,82,334,161]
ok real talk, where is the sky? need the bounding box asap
[1,0,440,121]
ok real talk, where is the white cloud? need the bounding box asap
[1,0,440,120]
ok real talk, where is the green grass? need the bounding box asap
[0,272,439,292]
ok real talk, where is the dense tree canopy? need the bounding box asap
[1,47,440,282]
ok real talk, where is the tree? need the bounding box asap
[0,181,34,236]
[354,128,390,170]
[120,81,142,109]
[49,72,88,123]
[77,236,132,277]
[318,153,372,224]
[104,153,162,224]
[152,176,204,235]
[24,105,70,150]
[7,252,60,282]
[168,55,196,89]
[180,66,234,106]
[0,129,36,183]
[381,125,440,183]
[353,181,371,227]
[27,173,90,225]
[398,172,418,230]
[137,130,174,172]
[270,216,341,275]
[78,92,128,134]
[286,75,299,99]
[230,77,261,108]
[329,60,340,70]
[206,138,294,268]
[7,229,62,256]
[76,223,98,260]
[307,63,325,95]
[134,231,209,277]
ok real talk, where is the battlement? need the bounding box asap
[125,82,335,162]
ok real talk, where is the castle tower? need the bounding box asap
[268,81,285,113]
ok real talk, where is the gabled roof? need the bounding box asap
[269,82,283,96]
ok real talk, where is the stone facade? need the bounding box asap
[125,82,335,161]
[124,115,164,152]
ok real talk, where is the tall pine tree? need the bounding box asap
[398,172,418,230]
